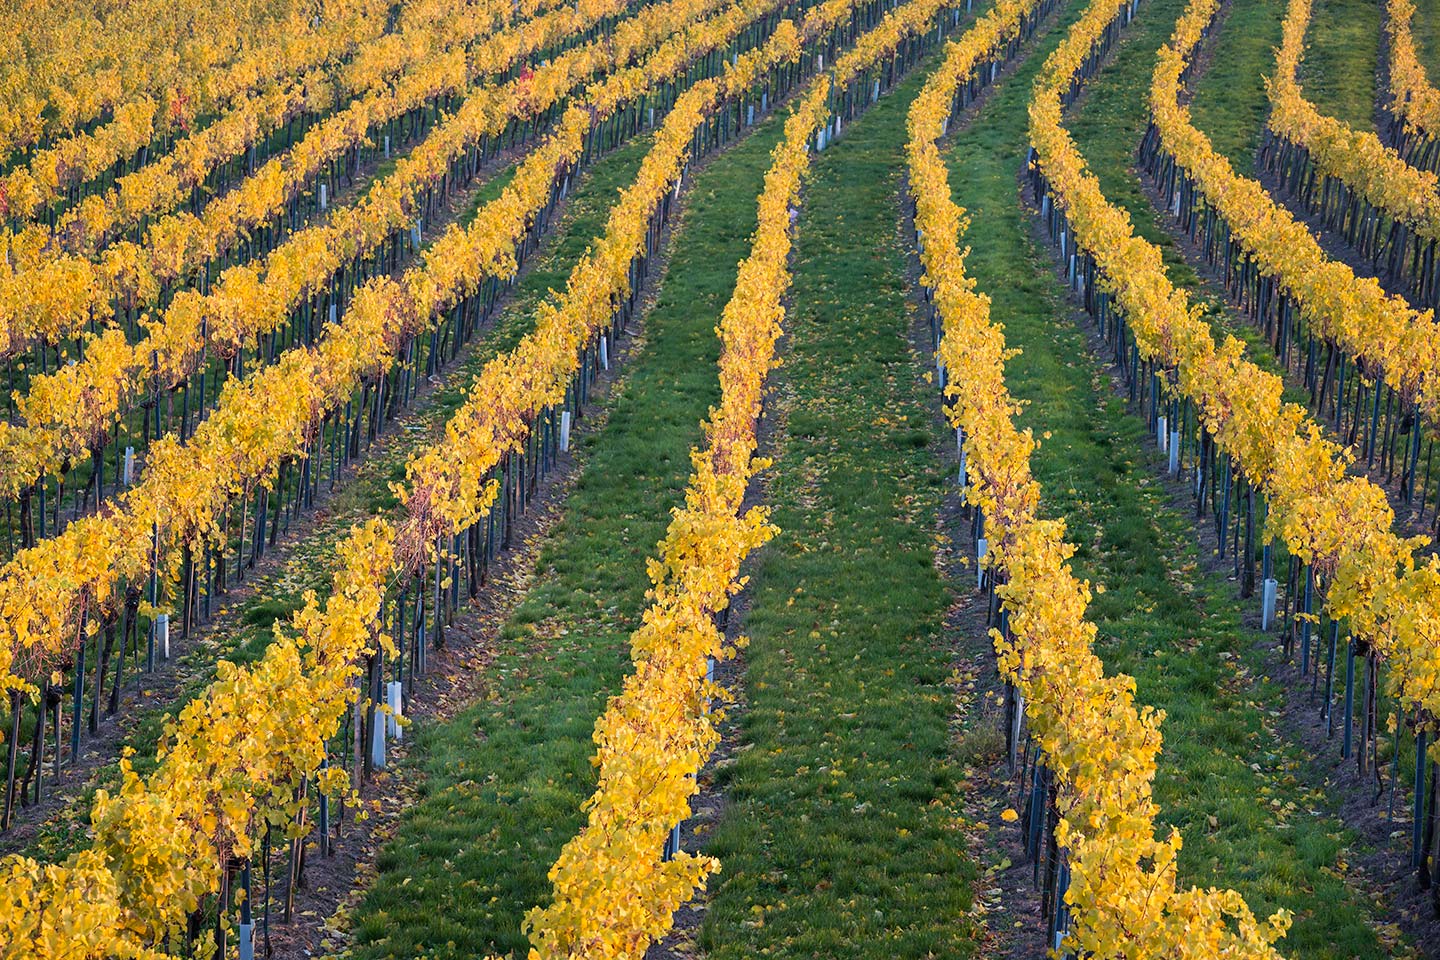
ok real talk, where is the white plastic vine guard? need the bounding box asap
[387,681,403,740]
[371,712,387,769]
[1261,579,1279,631]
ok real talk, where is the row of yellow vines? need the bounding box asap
[1384,0,1440,142]
[912,0,1292,954]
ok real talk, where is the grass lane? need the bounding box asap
[1187,0,1284,170]
[342,109,790,960]
[696,54,981,960]
[934,0,1405,952]
[1302,0,1382,131]
[1413,0,1440,76]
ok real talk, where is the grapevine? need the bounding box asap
[1384,0,1440,164]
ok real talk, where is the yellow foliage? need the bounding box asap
[1385,0,1440,140]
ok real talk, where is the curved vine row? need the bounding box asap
[523,0,967,952]
[1383,0,1440,169]
[906,0,1290,953]
[1261,0,1440,305]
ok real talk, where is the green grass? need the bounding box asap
[933,0,1406,953]
[1188,0,1285,170]
[456,162,520,228]
[1301,0,1381,132]
[695,55,980,960]
[1411,0,1440,75]
[342,108,792,960]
